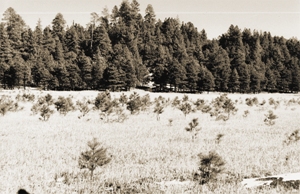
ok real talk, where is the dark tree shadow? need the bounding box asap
[17,189,29,194]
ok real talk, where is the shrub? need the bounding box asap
[260,99,266,106]
[127,92,142,114]
[269,98,280,109]
[268,98,276,105]
[44,94,54,105]
[154,102,164,121]
[168,118,173,126]
[245,98,252,106]
[39,104,54,121]
[31,95,53,115]
[78,138,111,180]
[31,104,40,115]
[154,95,165,103]
[252,97,259,105]
[100,99,120,122]
[194,99,205,111]
[185,118,201,141]
[179,102,192,117]
[264,110,278,126]
[243,110,250,117]
[245,97,258,106]
[210,94,237,120]
[0,96,18,116]
[193,151,225,184]
[201,105,212,113]
[31,95,54,121]
[94,91,111,111]
[215,134,224,144]
[171,96,181,108]
[20,93,35,102]
[76,99,90,118]
[215,114,229,121]
[94,93,125,122]
[283,130,300,146]
[119,93,128,106]
[112,107,128,123]
[54,96,74,115]
[140,94,152,111]
[182,94,189,102]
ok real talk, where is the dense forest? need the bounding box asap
[0,0,300,93]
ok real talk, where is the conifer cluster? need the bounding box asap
[0,1,299,93]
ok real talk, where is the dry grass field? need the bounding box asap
[0,89,300,193]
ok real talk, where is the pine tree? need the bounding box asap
[2,7,26,51]
[103,64,124,91]
[168,59,187,91]
[43,27,56,54]
[51,13,66,42]
[65,26,80,56]
[92,25,112,61]
[185,59,199,92]
[0,24,13,84]
[228,68,240,92]
[91,48,107,89]
[290,57,300,92]
[265,66,277,92]
[198,66,215,93]
[207,45,231,92]
[53,38,65,62]
[237,63,250,93]
[78,51,92,88]
[66,63,82,90]
[31,56,52,89]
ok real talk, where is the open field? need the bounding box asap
[0,89,300,193]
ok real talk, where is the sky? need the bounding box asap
[0,0,299,39]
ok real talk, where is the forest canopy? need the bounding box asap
[0,0,300,93]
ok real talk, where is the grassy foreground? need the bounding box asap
[0,89,300,193]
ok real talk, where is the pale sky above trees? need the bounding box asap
[1,0,299,39]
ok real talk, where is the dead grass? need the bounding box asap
[0,89,299,193]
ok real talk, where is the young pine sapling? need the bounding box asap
[179,102,192,118]
[154,102,164,121]
[264,110,278,126]
[185,118,201,142]
[193,151,225,184]
[78,138,111,180]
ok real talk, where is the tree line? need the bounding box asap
[0,0,300,93]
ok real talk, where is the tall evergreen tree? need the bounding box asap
[51,13,66,42]
[185,59,199,92]
[228,68,240,92]
[0,23,13,84]
[168,59,187,91]
[197,66,215,93]
[2,7,26,51]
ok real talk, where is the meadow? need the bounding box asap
[0,89,299,193]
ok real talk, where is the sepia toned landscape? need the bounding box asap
[0,0,300,193]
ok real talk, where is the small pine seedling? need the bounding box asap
[283,130,300,146]
[179,102,192,117]
[182,94,189,102]
[39,104,54,121]
[154,102,164,121]
[243,110,249,117]
[264,110,278,126]
[76,99,90,119]
[78,138,111,180]
[215,134,224,144]
[194,151,225,184]
[185,118,201,142]
[168,118,173,126]
[119,93,128,106]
